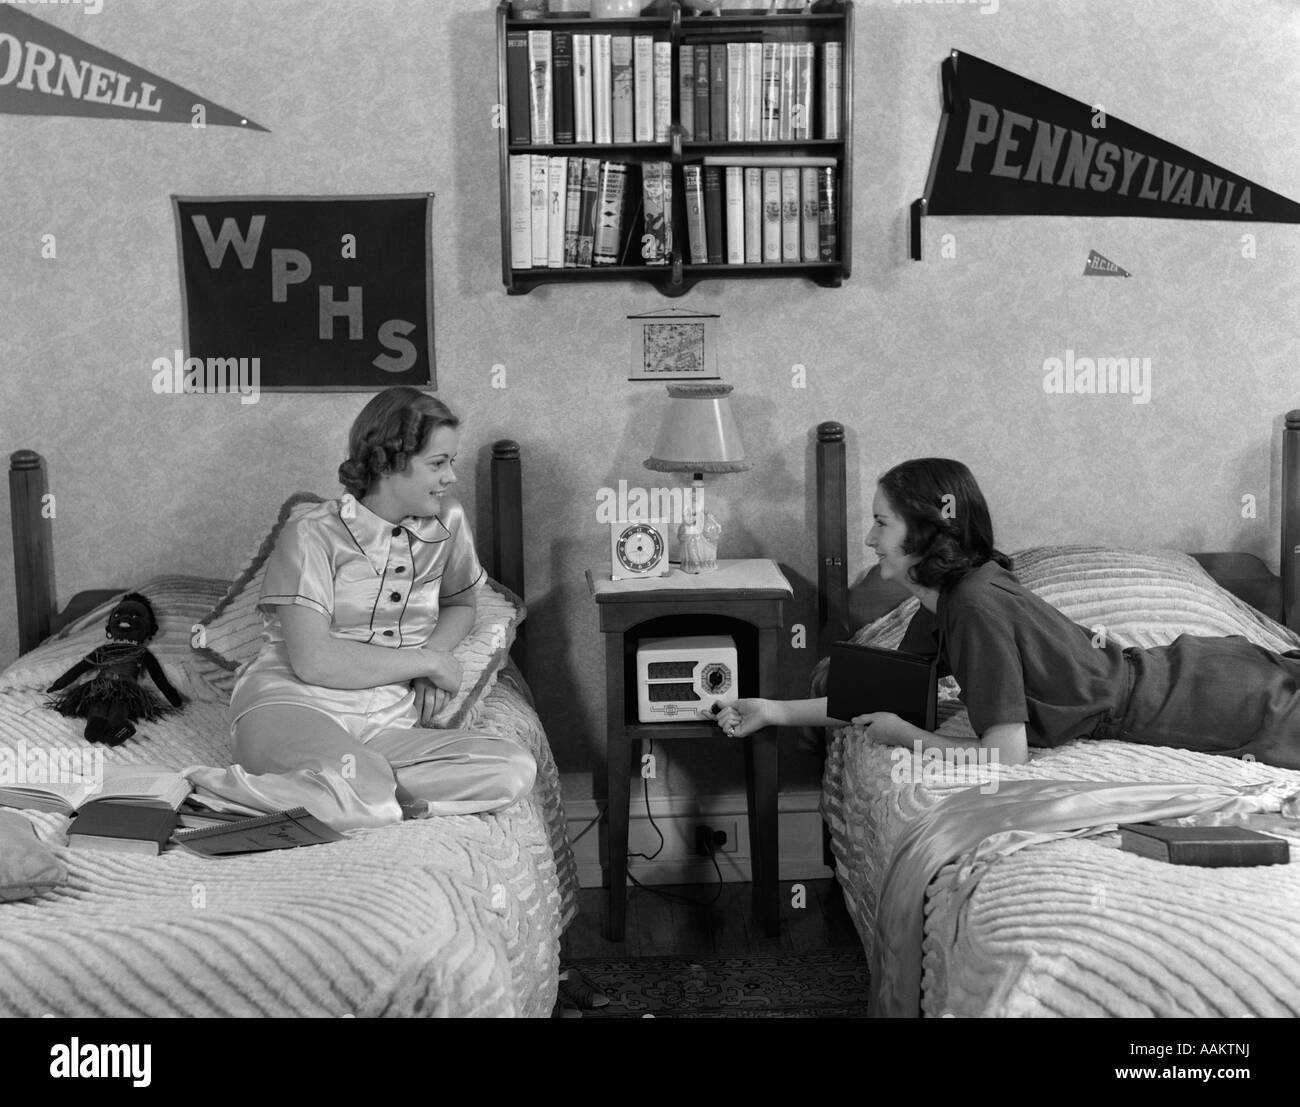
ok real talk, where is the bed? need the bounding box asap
[1,441,577,1018]
[812,415,1300,1018]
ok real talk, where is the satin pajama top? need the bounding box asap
[257,493,485,647]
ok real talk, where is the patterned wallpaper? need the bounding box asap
[3,0,1299,798]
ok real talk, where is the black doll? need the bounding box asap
[45,593,184,746]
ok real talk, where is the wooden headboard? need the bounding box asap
[814,410,1300,645]
[9,442,528,670]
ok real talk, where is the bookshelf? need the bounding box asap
[496,0,854,296]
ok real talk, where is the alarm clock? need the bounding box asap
[610,518,670,580]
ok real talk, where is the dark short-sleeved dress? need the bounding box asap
[899,560,1300,770]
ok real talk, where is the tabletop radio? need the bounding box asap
[635,635,737,723]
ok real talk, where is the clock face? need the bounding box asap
[617,523,664,571]
[610,519,668,579]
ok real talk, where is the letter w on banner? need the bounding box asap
[910,51,1300,259]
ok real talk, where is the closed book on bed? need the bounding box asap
[175,806,343,856]
[68,801,178,856]
[826,642,938,730]
[1118,823,1290,867]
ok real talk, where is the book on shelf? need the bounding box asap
[1117,823,1290,867]
[777,43,796,141]
[0,763,191,816]
[506,29,531,145]
[68,801,179,856]
[573,33,593,143]
[683,163,708,264]
[702,165,725,264]
[640,161,673,265]
[744,42,763,142]
[761,42,780,141]
[701,154,836,168]
[800,165,819,261]
[762,167,781,261]
[818,165,837,261]
[709,44,727,144]
[822,41,842,139]
[792,41,814,141]
[592,160,629,266]
[678,43,695,141]
[693,46,710,142]
[552,31,575,144]
[724,165,745,264]
[780,166,800,261]
[577,156,600,265]
[653,39,672,143]
[726,42,746,142]
[529,154,549,266]
[611,35,634,143]
[633,35,654,143]
[548,156,568,269]
[509,155,532,268]
[527,29,553,145]
[563,157,583,266]
[592,34,612,143]
[174,806,344,857]
[744,166,762,263]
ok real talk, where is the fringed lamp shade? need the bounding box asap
[644,383,752,473]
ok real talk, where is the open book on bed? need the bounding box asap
[0,763,191,815]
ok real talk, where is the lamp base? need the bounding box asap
[678,509,722,574]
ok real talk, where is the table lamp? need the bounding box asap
[643,382,751,573]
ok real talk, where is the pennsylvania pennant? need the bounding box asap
[0,6,265,130]
[913,51,1300,256]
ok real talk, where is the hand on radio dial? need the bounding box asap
[713,698,775,738]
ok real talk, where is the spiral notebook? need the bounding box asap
[826,641,939,730]
[173,806,343,856]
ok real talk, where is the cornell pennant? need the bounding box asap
[957,98,1255,214]
[0,32,159,110]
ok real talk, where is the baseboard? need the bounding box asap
[563,789,833,888]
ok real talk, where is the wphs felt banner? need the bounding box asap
[172,194,436,391]
[0,6,264,129]
[918,51,1300,225]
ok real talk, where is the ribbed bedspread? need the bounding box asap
[824,734,1300,1017]
[0,663,577,1018]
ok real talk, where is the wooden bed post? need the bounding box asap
[1283,410,1300,633]
[816,422,849,654]
[491,439,526,672]
[9,450,57,656]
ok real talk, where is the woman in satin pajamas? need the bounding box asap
[188,388,536,829]
[717,458,1300,771]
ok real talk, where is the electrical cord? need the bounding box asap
[626,739,725,907]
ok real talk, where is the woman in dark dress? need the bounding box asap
[716,458,1300,771]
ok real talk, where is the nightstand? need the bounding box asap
[586,558,793,942]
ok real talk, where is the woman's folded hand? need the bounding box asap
[420,647,464,694]
[411,676,453,726]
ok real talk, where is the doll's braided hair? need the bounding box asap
[338,387,459,499]
[876,458,1013,593]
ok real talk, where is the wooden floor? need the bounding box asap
[562,878,863,960]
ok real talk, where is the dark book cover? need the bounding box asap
[826,642,939,730]
[818,165,838,261]
[693,45,710,142]
[703,165,725,264]
[68,800,177,855]
[683,163,708,264]
[1118,823,1290,867]
[576,157,601,267]
[709,43,727,145]
[552,31,575,144]
[593,161,629,266]
[506,30,531,145]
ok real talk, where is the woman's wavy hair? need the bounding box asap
[338,387,459,499]
[877,458,1013,592]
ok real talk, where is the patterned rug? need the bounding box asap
[559,950,871,1018]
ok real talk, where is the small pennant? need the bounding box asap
[1083,250,1131,277]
